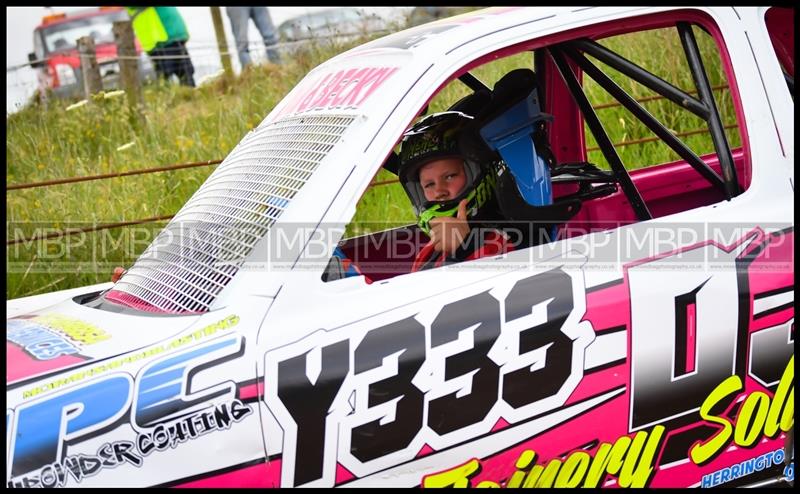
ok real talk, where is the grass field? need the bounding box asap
[6,16,740,299]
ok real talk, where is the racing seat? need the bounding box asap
[473,68,616,245]
[447,87,493,117]
[460,69,577,246]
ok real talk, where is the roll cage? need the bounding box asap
[334,10,761,282]
[449,21,742,223]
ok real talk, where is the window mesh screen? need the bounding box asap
[110,114,356,313]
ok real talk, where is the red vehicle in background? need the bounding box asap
[27,7,156,99]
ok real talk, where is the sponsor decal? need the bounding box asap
[700,447,791,488]
[423,425,665,488]
[21,315,240,399]
[7,319,80,361]
[261,228,792,487]
[264,266,595,487]
[274,66,400,119]
[690,356,793,465]
[7,399,252,488]
[7,315,110,361]
[7,333,245,482]
[416,357,793,488]
[35,314,111,346]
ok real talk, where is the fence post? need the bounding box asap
[113,20,145,122]
[210,7,234,79]
[77,36,103,98]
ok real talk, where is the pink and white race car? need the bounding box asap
[6,6,794,488]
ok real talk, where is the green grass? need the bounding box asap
[6,19,738,299]
[6,34,381,299]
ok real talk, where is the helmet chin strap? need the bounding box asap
[417,187,478,235]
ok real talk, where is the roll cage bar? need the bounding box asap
[455,21,742,222]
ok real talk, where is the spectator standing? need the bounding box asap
[226,7,282,68]
[127,7,196,87]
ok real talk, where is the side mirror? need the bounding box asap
[28,52,44,69]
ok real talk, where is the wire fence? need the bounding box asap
[7,31,393,114]
[6,159,223,191]
[7,72,734,245]
[9,31,392,73]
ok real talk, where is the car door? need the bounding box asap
[253,7,794,488]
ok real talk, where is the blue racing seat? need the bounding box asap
[475,69,582,242]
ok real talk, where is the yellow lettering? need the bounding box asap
[523,459,560,487]
[765,356,794,436]
[35,314,110,345]
[145,346,165,357]
[430,425,666,488]
[690,374,741,464]
[92,364,108,375]
[734,392,769,447]
[602,436,631,477]
[506,450,536,488]
[23,387,42,399]
[618,425,665,488]
[585,441,617,487]
[555,451,590,487]
[423,459,480,488]
[781,387,793,431]
[521,464,544,487]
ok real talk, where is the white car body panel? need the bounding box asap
[7,6,793,488]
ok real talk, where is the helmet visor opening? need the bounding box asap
[417,156,468,201]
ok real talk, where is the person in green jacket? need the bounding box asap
[127,6,195,87]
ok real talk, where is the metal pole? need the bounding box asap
[572,38,709,120]
[677,22,739,198]
[564,44,728,197]
[549,46,652,221]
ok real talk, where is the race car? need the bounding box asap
[6,6,794,488]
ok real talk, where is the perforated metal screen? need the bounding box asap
[111,113,357,313]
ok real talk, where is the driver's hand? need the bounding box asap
[428,199,469,256]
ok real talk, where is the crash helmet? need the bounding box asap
[397,111,498,235]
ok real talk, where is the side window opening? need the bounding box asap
[580,26,742,173]
[325,13,749,285]
[546,20,747,226]
[343,53,538,242]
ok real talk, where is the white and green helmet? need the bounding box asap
[397,111,497,234]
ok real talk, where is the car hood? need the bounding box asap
[6,295,202,386]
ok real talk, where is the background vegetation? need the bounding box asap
[6,13,740,299]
